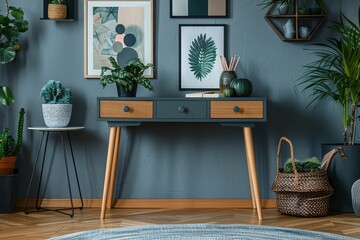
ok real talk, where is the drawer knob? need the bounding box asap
[123,106,130,112]
[233,106,240,113]
[178,106,188,113]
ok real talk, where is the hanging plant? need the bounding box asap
[0,0,29,64]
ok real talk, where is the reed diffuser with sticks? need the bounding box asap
[219,55,241,94]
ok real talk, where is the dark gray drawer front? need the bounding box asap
[156,101,207,119]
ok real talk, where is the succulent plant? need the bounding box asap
[50,0,66,4]
[40,80,72,104]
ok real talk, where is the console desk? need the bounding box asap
[97,97,267,220]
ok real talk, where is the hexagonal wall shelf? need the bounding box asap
[265,0,327,41]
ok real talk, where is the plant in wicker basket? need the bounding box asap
[48,0,67,20]
[272,137,338,217]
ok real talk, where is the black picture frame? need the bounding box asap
[179,24,227,91]
[170,0,228,18]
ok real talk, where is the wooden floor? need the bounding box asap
[0,208,359,239]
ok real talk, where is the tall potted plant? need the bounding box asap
[0,86,25,214]
[100,57,154,97]
[298,7,360,212]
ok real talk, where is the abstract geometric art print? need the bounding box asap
[179,25,225,90]
[84,0,154,78]
[171,0,228,18]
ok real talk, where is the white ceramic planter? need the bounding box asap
[42,104,72,128]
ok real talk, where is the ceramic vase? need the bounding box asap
[42,104,72,128]
[219,71,237,94]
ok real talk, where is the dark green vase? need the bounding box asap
[219,71,237,94]
[322,144,360,212]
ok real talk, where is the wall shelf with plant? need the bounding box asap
[261,0,327,41]
[41,0,75,21]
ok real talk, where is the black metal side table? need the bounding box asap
[23,126,84,217]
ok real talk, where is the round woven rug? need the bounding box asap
[49,224,357,240]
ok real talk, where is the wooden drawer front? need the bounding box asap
[99,100,153,119]
[156,100,207,119]
[210,101,264,119]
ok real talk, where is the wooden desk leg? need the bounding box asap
[101,127,117,219]
[247,162,256,209]
[243,127,263,221]
[107,127,121,209]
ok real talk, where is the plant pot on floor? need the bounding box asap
[322,144,360,212]
[0,156,17,176]
[42,104,72,128]
[0,169,18,213]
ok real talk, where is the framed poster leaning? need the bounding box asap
[179,24,226,90]
[84,0,154,78]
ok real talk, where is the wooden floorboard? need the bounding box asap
[0,208,359,239]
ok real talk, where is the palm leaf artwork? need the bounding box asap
[188,34,217,81]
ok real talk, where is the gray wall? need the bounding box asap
[0,0,358,199]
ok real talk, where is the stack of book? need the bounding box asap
[185,91,222,98]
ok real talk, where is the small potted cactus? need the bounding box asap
[40,80,72,128]
[48,0,67,20]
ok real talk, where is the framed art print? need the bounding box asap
[179,24,226,90]
[170,0,228,18]
[84,0,154,78]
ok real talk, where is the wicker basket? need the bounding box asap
[272,137,337,217]
[48,4,67,20]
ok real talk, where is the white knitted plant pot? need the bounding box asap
[42,104,72,128]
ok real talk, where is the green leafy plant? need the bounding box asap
[100,57,154,93]
[258,0,293,9]
[0,0,29,64]
[283,157,321,173]
[0,86,14,106]
[298,7,360,145]
[50,0,66,4]
[0,108,25,157]
[188,33,217,81]
[40,80,72,104]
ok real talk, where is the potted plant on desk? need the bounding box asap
[100,57,154,97]
[298,7,360,212]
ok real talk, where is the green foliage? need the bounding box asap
[0,0,29,64]
[40,80,72,104]
[50,0,66,4]
[0,85,14,105]
[258,0,293,9]
[100,57,154,93]
[283,157,321,173]
[0,108,25,157]
[298,7,360,145]
[188,34,217,81]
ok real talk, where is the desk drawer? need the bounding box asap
[210,101,264,119]
[156,100,207,119]
[99,100,153,119]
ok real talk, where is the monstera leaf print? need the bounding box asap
[188,34,217,81]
